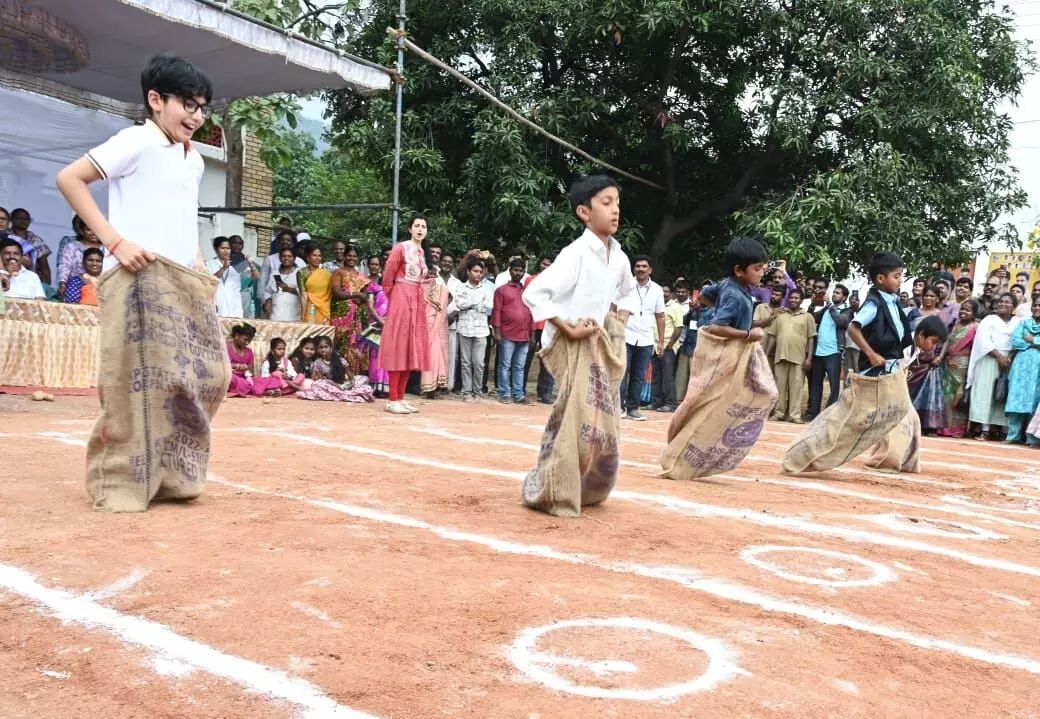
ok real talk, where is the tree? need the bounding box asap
[325,0,1029,278]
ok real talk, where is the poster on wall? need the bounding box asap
[986,252,1040,292]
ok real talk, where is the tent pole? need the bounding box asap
[390,0,406,245]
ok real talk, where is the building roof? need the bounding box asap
[20,0,391,102]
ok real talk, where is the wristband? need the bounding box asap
[108,238,124,254]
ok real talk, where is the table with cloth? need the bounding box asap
[0,299,333,388]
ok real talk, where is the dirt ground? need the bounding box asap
[1,393,1039,718]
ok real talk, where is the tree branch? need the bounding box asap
[288,2,341,30]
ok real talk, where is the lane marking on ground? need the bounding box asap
[984,591,1032,607]
[941,495,1040,517]
[509,617,746,700]
[0,562,379,718]
[739,546,897,588]
[84,569,149,601]
[862,515,1008,541]
[205,476,1040,676]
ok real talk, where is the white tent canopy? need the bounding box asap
[25,0,391,101]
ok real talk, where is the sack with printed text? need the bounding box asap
[86,257,231,512]
[522,314,627,517]
[863,407,921,473]
[781,370,911,474]
[660,330,778,480]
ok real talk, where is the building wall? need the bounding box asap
[242,130,275,256]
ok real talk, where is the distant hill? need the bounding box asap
[290,115,331,154]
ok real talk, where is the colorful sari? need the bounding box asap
[298,267,332,325]
[908,349,946,431]
[421,277,450,393]
[364,280,390,395]
[938,322,977,437]
[330,268,371,375]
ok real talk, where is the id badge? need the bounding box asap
[688,320,698,330]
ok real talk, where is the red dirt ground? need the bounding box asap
[1,394,1038,718]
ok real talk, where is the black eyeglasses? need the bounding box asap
[165,95,213,119]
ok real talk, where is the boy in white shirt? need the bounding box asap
[56,53,226,512]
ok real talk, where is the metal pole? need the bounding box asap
[390,0,406,245]
[199,203,393,213]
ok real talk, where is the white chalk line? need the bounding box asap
[85,569,149,601]
[739,546,896,589]
[985,592,1032,607]
[220,428,1040,580]
[289,601,344,629]
[863,514,1008,541]
[418,425,1040,533]
[205,476,1040,676]
[0,563,378,718]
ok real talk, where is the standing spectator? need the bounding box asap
[1012,283,1031,319]
[264,247,302,322]
[56,215,102,301]
[495,249,530,287]
[323,241,346,273]
[297,241,332,324]
[260,230,301,308]
[207,236,243,318]
[363,274,391,398]
[1,238,45,299]
[913,285,942,330]
[7,208,51,286]
[766,288,816,423]
[620,255,665,421]
[938,300,980,438]
[63,247,104,306]
[421,266,451,397]
[935,279,960,327]
[977,275,999,315]
[0,207,8,233]
[899,291,911,308]
[807,281,850,420]
[751,261,795,306]
[841,291,862,382]
[456,258,493,403]
[911,277,926,306]
[330,246,371,375]
[1005,298,1040,442]
[651,281,683,413]
[754,284,785,327]
[675,292,715,403]
[493,258,534,404]
[954,276,973,305]
[523,255,555,404]
[381,214,433,414]
[440,253,461,394]
[482,254,499,394]
[968,292,1019,440]
[229,235,261,319]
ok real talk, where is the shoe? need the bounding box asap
[789,417,805,425]
[515,397,531,405]
[538,396,554,405]
[385,401,410,415]
[498,395,511,404]
[770,413,784,422]
[401,401,419,413]
[463,395,475,404]
[655,405,676,413]
[625,410,647,422]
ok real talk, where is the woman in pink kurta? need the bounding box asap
[226,323,257,398]
[381,214,432,413]
[421,269,450,395]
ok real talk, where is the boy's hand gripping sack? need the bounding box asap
[781,370,912,474]
[660,330,778,479]
[86,258,232,512]
[522,315,627,517]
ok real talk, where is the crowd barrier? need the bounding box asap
[0,299,334,388]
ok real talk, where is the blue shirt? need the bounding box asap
[853,290,906,340]
[708,279,754,331]
[815,307,839,356]
[681,306,715,355]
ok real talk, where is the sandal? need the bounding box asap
[977,432,990,442]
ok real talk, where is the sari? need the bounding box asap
[421,277,450,393]
[298,267,332,325]
[364,280,390,395]
[1006,319,1040,442]
[330,268,371,375]
[907,349,946,431]
[938,322,976,437]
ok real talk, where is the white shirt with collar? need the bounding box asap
[206,259,243,318]
[6,268,46,299]
[624,277,665,347]
[522,228,638,347]
[87,120,204,273]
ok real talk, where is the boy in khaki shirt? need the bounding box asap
[766,288,816,423]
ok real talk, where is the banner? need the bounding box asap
[986,252,1040,292]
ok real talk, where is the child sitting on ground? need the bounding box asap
[296,335,374,403]
[256,337,307,396]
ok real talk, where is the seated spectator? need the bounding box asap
[226,322,257,398]
[289,337,318,389]
[63,247,104,305]
[57,215,102,300]
[0,237,46,299]
[7,208,52,285]
[296,335,375,402]
[257,337,307,396]
[207,236,244,318]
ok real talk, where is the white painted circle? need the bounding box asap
[739,545,896,588]
[508,617,743,701]
[865,514,1007,540]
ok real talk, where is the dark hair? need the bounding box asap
[278,216,293,225]
[569,175,619,213]
[723,237,767,277]
[266,337,286,376]
[915,315,949,343]
[960,299,982,319]
[141,53,212,112]
[913,277,926,286]
[539,254,553,264]
[273,229,297,254]
[212,235,230,252]
[441,253,454,264]
[787,287,804,301]
[812,277,830,287]
[368,254,382,266]
[660,281,673,293]
[314,336,348,383]
[1017,270,1030,279]
[229,234,243,244]
[995,291,1017,311]
[406,213,434,269]
[465,257,486,273]
[82,247,104,263]
[278,245,295,258]
[0,238,22,254]
[866,252,904,284]
[675,279,690,291]
[1012,283,1026,294]
[956,276,973,287]
[770,283,787,294]
[290,337,317,375]
[632,255,652,267]
[298,240,320,262]
[0,207,7,217]
[508,257,526,270]
[922,285,939,297]
[230,322,256,340]
[833,283,849,299]
[10,207,29,219]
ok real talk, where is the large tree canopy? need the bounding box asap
[322,0,1029,278]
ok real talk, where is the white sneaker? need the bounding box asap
[401,401,419,413]
[385,401,410,415]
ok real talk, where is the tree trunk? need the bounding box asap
[651,214,679,269]
[224,123,244,207]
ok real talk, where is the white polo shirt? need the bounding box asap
[624,278,665,347]
[87,120,204,273]
[6,268,46,299]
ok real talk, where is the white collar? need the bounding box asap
[580,228,617,257]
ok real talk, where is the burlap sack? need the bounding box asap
[782,370,912,474]
[522,314,627,517]
[86,257,231,512]
[660,330,778,480]
[864,408,921,473]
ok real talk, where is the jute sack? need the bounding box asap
[782,369,912,474]
[864,408,921,473]
[660,330,778,480]
[86,257,231,512]
[522,314,627,517]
